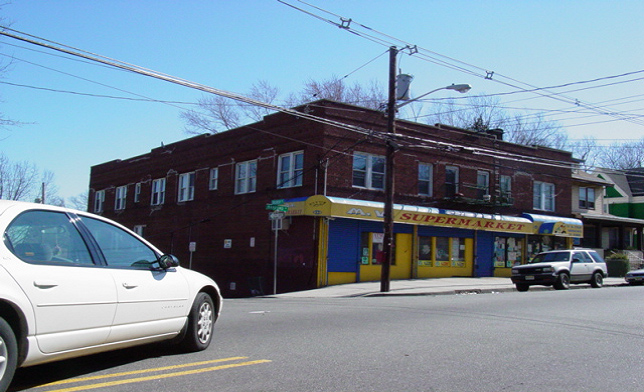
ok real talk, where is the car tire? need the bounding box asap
[180,292,216,352]
[590,271,604,288]
[516,284,529,292]
[0,317,18,392]
[554,273,570,290]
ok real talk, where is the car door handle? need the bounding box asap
[122,282,138,289]
[33,280,58,289]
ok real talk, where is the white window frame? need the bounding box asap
[178,172,196,202]
[418,163,433,196]
[115,185,127,210]
[209,168,219,190]
[277,151,304,189]
[533,181,555,211]
[352,152,385,190]
[235,160,257,195]
[94,190,105,213]
[134,183,141,203]
[151,178,166,205]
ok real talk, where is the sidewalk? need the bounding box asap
[271,277,627,298]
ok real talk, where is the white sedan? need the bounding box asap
[0,200,222,391]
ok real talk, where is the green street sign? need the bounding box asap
[271,199,285,205]
[266,204,288,212]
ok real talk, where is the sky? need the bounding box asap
[1,0,643,202]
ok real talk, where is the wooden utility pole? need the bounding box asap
[381,46,397,293]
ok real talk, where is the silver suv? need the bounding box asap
[511,249,607,292]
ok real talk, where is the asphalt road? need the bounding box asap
[11,285,644,392]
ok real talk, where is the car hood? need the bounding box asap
[514,261,563,269]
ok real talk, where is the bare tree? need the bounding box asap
[0,13,20,131]
[568,136,599,167]
[181,95,241,135]
[181,77,385,134]
[505,112,567,150]
[68,191,89,211]
[0,154,39,201]
[595,138,644,170]
[422,95,567,149]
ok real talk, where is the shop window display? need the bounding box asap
[494,236,524,268]
[419,236,466,268]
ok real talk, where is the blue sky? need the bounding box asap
[1,1,643,201]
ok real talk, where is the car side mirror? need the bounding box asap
[158,254,180,269]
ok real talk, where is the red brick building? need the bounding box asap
[90,100,581,297]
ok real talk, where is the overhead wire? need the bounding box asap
[0,25,632,173]
[278,0,644,129]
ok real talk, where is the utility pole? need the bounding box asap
[381,46,397,293]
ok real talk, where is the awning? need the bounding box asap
[521,213,583,238]
[579,212,644,226]
[284,195,532,234]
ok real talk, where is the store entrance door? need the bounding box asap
[391,233,412,280]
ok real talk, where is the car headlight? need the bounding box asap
[542,266,555,273]
[626,273,633,278]
[511,268,519,274]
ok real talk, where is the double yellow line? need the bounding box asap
[35,357,272,392]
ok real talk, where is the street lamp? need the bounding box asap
[380,46,471,293]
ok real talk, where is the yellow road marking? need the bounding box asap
[36,357,272,392]
[41,357,249,387]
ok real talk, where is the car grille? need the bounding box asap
[514,267,550,275]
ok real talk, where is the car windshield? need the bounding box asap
[530,251,570,264]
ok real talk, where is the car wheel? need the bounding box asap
[516,284,529,292]
[0,317,18,392]
[181,292,216,352]
[590,272,604,288]
[554,273,570,290]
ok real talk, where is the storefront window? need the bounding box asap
[494,236,524,268]
[417,236,471,269]
[360,232,393,265]
[451,237,465,267]
[418,236,432,266]
[435,237,449,266]
[527,235,567,260]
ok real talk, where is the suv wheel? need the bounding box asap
[516,284,529,292]
[554,273,570,290]
[590,271,604,288]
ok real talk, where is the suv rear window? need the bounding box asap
[588,251,606,263]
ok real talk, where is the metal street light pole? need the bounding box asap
[380,46,471,293]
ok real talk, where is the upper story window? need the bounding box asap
[477,171,490,199]
[209,168,219,190]
[235,160,257,194]
[445,166,459,197]
[134,183,141,203]
[418,163,433,196]
[500,175,512,198]
[277,151,304,189]
[115,186,127,210]
[353,153,385,190]
[534,181,555,211]
[178,172,195,202]
[94,190,105,213]
[151,178,166,205]
[579,187,596,210]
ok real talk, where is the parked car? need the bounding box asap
[0,200,222,392]
[511,249,607,292]
[625,268,644,285]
